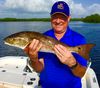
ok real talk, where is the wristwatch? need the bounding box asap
[70,62,78,69]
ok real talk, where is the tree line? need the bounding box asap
[0,14,100,23]
[82,14,100,23]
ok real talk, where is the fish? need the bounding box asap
[4,31,95,61]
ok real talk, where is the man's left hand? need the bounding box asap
[54,44,77,67]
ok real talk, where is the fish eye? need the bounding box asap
[78,47,81,50]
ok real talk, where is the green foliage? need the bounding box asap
[82,14,100,23]
[70,18,83,21]
[0,18,50,22]
[0,17,83,22]
[0,14,100,23]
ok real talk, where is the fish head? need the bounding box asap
[4,32,29,49]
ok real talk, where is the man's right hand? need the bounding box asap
[24,39,42,62]
[24,39,44,72]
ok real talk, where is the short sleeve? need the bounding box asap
[38,52,45,59]
[72,52,87,67]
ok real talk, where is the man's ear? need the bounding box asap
[67,16,71,22]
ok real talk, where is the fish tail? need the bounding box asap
[75,44,96,61]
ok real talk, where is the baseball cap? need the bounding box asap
[50,1,70,17]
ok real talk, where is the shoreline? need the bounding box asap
[0,13,100,23]
[0,18,82,22]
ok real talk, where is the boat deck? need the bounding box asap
[0,56,99,88]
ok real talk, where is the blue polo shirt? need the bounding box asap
[38,26,87,88]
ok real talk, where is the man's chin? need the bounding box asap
[55,30,65,34]
[55,28,62,31]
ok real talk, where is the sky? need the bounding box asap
[0,0,100,18]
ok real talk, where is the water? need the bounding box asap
[0,21,100,85]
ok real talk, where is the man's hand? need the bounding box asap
[24,39,44,72]
[24,39,42,62]
[54,44,76,67]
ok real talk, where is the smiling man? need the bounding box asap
[24,1,87,88]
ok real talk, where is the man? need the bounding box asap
[24,1,87,88]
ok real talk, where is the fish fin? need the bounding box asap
[75,44,96,61]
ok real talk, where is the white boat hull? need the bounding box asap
[0,56,99,88]
[0,56,39,88]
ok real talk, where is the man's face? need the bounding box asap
[51,13,69,34]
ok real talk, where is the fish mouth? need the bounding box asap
[4,41,25,49]
[4,42,12,46]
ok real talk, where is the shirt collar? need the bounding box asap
[64,26,71,37]
[52,26,71,40]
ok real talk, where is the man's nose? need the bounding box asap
[56,18,60,23]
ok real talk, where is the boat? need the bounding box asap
[81,62,99,88]
[0,56,39,88]
[0,56,99,88]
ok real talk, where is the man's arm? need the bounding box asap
[54,44,87,78]
[29,58,44,73]
[70,62,86,78]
